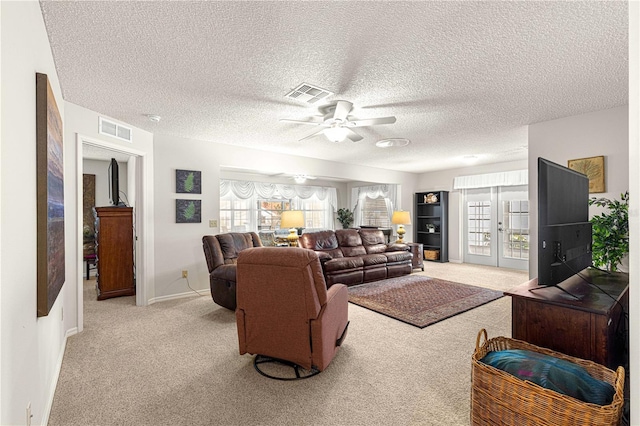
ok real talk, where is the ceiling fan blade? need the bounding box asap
[349,116,396,127]
[299,129,326,141]
[280,117,325,125]
[333,100,353,121]
[345,128,363,142]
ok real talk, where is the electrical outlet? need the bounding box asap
[182,270,188,278]
[26,402,32,426]
[209,219,218,228]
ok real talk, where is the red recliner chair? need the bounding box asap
[236,247,349,379]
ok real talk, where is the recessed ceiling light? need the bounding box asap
[375,138,410,148]
[145,114,161,122]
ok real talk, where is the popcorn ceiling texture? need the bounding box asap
[40,1,628,173]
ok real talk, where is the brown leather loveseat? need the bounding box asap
[299,228,413,287]
[202,232,262,310]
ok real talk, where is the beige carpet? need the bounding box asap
[48,263,528,426]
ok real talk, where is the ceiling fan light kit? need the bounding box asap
[281,100,397,143]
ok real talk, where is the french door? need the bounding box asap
[464,185,529,270]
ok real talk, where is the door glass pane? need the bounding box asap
[502,200,529,260]
[467,201,491,256]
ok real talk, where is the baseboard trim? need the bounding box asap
[148,289,211,305]
[42,327,78,426]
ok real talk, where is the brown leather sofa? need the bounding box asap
[236,247,349,375]
[202,232,262,310]
[299,228,413,287]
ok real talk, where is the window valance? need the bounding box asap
[220,179,338,211]
[453,170,528,190]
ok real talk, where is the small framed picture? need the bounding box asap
[176,169,202,194]
[568,156,605,193]
[176,199,201,223]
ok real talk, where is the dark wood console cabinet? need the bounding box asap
[505,268,628,369]
[94,207,135,300]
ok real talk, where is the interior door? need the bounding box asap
[464,185,529,270]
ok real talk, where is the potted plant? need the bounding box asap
[337,208,354,229]
[589,191,629,272]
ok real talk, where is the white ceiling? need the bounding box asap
[40,1,628,174]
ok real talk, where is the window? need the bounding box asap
[220,193,251,233]
[258,199,291,230]
[220,179,337,232]
[467,200,491,256]
[360,196,391,227]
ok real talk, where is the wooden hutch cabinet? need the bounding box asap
[94,207,135,300]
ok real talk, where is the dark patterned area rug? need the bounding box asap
[348,274,504,328]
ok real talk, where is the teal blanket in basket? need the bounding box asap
[481,349,615,405]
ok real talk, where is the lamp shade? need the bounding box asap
[281,210,304,229]
[391,210,411,225]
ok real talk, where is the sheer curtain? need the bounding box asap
[351,184,398,226]
[220,179,338,230]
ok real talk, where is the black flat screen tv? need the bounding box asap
[108,158,121,207]
[537,157,592,287]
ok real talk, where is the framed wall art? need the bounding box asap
[36,72,65,317]
[176,169,202,194]
[567,155,605,193]
[176,199,202,223]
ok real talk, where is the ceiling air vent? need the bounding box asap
[285,83,333,104]
[99,117,132,143]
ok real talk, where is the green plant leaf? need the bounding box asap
[589,191,629,271]
[184,173,195,192]
[183,201,195,220]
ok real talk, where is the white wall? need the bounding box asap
[417,160,528,262]
[627,3,638,422]
[0,1,70,424]
[528,106,629,277]
[152,134,419,299]
[83,159,129,208]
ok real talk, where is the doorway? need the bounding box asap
[76,134,149,332]
[463,185,529,270]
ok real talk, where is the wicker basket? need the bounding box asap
[471,329,625,426]
[423,249,439,260]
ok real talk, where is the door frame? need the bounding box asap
[75,134,151,332]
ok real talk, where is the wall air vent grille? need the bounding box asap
[99,117,133,143]
[285,83,333,104]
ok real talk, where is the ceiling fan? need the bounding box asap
[280,100,396,142]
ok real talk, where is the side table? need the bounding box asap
[407,242,424,271]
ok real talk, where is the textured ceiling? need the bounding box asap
[40,1,628,174]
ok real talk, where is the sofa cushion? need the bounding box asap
[323,257,364,273]
[359,229,386,245]
[300,230,339,250]
[384,251,413,263]
[210,264,237,281]
[361,253,388,267]
[364,243,387,254]
[216,233,254,262]
[335,229,362,247]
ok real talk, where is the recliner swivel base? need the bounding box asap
[253,355,320,380]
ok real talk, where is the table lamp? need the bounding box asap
[280,210,304,247]
[391,210,411,243]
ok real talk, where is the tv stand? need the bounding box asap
[505,268,628,370]
[528,283,579,299]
